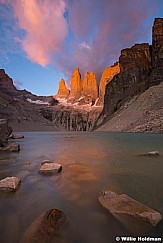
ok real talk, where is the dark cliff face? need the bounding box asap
[150,18,163,86]
[40,106,101,131]
[102,67,151,117]
[95,18,163,129]
[0,69,18,95]
[119,44,151,72]
[152,18,163,68]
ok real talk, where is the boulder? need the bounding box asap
[0,176,21,192]
[99,191,162,232]
[0,118,12,146]
[20,208,68,243]
[2,142,20,152]
[144,151,160,156]
[9,133,24,139]
[39,162,62,175]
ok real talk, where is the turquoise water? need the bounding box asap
[0,132,163,242]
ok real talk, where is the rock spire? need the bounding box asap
[82,72,98,100]
[68,68,82,101]
[56,79,69,98]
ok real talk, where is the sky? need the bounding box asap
[0,0,163,96]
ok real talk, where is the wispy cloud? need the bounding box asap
[0,0,161,80]
[9,0,68,66]
[13,79,22,89]
[56,0,159,79]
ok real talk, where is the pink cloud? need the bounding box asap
[1,0,161,81]
[56,0,159,81]
[10,0,68,66]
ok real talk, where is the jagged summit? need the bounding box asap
[56,79,70,98]
[55,65,119,106]
[68,67,82,101]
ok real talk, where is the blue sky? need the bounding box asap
[0,0,163,96]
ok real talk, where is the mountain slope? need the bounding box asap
[96,82,163,133]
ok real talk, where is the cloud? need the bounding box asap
[0,0,161,81]
[13,79,23,89]
[9,0,68,66]
[56,0,160,80]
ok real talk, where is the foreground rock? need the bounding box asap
[144,151,160,156]
[99,191,162,233]
[39,162,62,175]
[0,142,20,152]
[9,133,24,139]
[0,177,21,192]
[0,118,12,146]
[20,208,68,243]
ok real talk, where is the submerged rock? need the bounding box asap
[0,118,12,146]
[20,208,68,243]
[99,191,162,232]
[145,151,160,156]
[9,133,24,139]
[0,176,21,192]
[1,142,20,152]
[41,159,55,165]
[39,162,62,175]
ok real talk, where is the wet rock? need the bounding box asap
[2,142,20,152]
[0,176,21,192]
[41,159,54,165]
[145,150,160,156]
[0,118,12,146]
[39,162,62,175]
[9,133,24,139]
[20,208,68,243]
[99,191,162,232]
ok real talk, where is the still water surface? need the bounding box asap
[0,132,163,242]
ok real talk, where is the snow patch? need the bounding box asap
[26,98,49,105]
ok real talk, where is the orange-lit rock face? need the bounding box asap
[82,72,99,100]
[56,79,70,98]
[68,68,82,99]
[99,62,120,104]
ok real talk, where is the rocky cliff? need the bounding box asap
[0,69,18,95]
[94,18,163,130]
[98,62,120,105]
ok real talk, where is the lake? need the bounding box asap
[0,132,163,242]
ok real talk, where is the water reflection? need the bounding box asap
[0,132,163,242]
